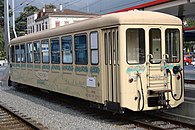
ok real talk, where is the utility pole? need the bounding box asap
[4,0,10,60]
[12,0,17,38]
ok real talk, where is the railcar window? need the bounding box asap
[61,36,72,64]
[34,41,40,63]
[126,29,145,64]
[27,42,33,63]
[74,34,88,65]
[51,37,60,64]
[149,29,162,63]
[104,33,108,65]
[165,29,180,63]
[15,45,20,63]
[21,44,26,62]
[41,39,49,63]
[11,46,15,62]
[90,32,99,65]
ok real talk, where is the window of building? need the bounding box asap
[21,44,26,62]
[32,26,34,33]
[42,23,44,30]
[55,21,60,27]
[11,46,15,62]
[34,41,40,63]
[74,34,88,65]
[45,22,48,29]
[61,35,72,64]
[90,32,99,65]
[27,42,33,63]
[126,28,145,64]
[41,39,49,63]
[15,45,20,63]
[39,24,41,31]
[36,25,39,32]
[51,37,60,64]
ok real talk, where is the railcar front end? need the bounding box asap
[103,24,184,111]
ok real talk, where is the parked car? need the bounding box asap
[191,59,195,66]
[0,66,9,87]
[184,55,192,65]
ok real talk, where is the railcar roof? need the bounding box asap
[11,10,182,44]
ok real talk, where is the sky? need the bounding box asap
[12,0,153,16]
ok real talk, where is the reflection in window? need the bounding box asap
[27,42,33,63]
[166,29,180,63]
[51,37,60,64]
[126,29,145,64]
[41,39,49,63]
[62,36,72,64]
[11,46,15,62]
[149,29,161,63]
[74,34,88,65]
[34,41,40,63]
[90,32,98,65]
[16,45,20,63]
[21,44,26,62]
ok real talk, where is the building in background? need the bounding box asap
[27,4,97,34]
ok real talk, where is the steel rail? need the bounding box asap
[0,101,47,130]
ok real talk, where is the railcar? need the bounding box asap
[9,10,184,112]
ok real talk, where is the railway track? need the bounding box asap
[12,85,195,130]
[0,101,47,130]
[124,112,195,130]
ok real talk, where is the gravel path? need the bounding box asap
[0,86,133,130]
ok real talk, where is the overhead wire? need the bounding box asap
[14,0,36,11]
[78,0,103,11]
[95,0,148,13]
[63,0,82,8]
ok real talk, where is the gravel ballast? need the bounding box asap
[0,86,132,130]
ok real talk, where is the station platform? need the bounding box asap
[164,70,195,120]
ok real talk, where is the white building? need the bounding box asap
[27,6,97,34]
[27,12,38,34]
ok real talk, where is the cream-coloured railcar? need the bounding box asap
[9,10,184,112]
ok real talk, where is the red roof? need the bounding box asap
[113,0,172,13]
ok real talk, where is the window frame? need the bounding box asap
[90,31,99,65]
[51,37,60,64]
[149,28,162,64]
[126,28,146,65]
[61,35,73,64]
[41,39,50,64]
[26,42,33,63]
[33,41,41,63]
[165,28,180,63]
[15,45,20,63]
[74,33,88,65]
[20,44,26,63]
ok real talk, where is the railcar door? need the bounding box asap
[147,28,168,91]
[103,28,120,104]
[147,28,182,106]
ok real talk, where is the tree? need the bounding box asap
[185,18,195,28]
[0,0,4,27]
[0,0,5,59]
[15,5,39,36]
[0,0,12,59]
